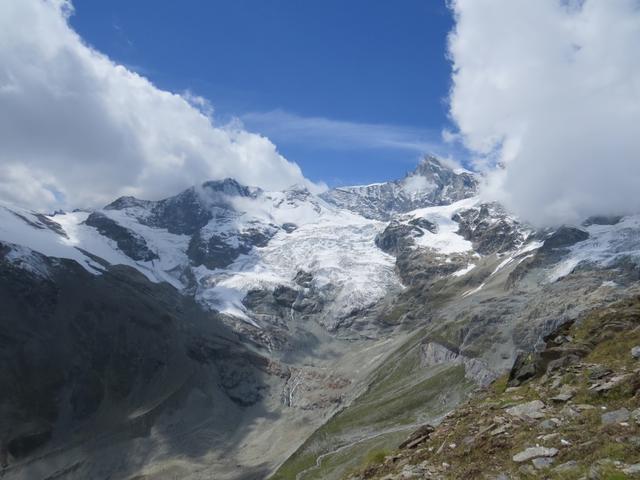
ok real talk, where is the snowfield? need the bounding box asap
[407,197,479,254]
[198,212,398,325]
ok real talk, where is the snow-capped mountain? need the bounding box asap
[0,177,401,346]
[3,157,640,343]
[321,155,478,220]
[2,156,640,480]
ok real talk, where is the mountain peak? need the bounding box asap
[201,177,252,195]
[322,157,479,220]
[412,155,469,178]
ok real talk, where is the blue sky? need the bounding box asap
[70,0,458,187]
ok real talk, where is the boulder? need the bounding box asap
[550,392,573,403]
[512,447,558,463]
[399,424,435,449]
[507,352,540,386]
[601,408,630,425]
[506,400,546,420]
[541,227,589,250]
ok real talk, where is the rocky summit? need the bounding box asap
[1,156,640,480]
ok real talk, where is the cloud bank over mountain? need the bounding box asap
[0,0,317,211]
[448,0,640,226]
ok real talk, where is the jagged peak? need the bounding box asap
[104,195,150,210]
[200,177,256,197]
[411,154,473,179]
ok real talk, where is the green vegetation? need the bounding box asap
[349,297,640,480]
[362,449,390,466]
[271,327,474,480]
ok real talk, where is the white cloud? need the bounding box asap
[0,0,318,211]
[242,110,445,154]
[402,174,435,195]
[448,0,640,226]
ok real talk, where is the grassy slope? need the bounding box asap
[349,297,640,479]
[271,327,474,480]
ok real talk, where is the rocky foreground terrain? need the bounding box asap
[345,297,640,479]
[1,157,639,479]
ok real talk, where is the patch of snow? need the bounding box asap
[5,244,52,278]
[462,282,485,297]
[548,215,640,282]
[492,255,515,275]
[409,197,479,255]
[520,240,544,254]
[0,205,104,274]
[452,264,476,277]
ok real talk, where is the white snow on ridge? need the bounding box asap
[0,204,187,287]
[548,215,640,282]
[93,208,191,284]
[408,197,479,255]
[453,264,476,277]
[0,206,104,274]
[490,241,543,277]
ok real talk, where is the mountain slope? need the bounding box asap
[1,157,640,480]
[347,296,640,479]
[0,247,279,479]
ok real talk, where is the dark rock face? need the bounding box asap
[542,227,589,250]
[0,246,270,466]
[375,222,423,256]
[294,270,313,288]
[507,227,590,286]
[34,214,68,238]
[412,157,478,201]
[85,212,158,261]
[507,321,593,386]
[242,281,325,325]
[395,249,469,286]
[187,227,276,269]
[104,196,153,211]
[453,203,525,255]
[273,285,299,307]
[583,215,623,227]
[105,179,281,269]
[398,424,435,449]
[508,351,541,387]
[375,217,438,257]
[408,217,437,233]
[150,187,214,235]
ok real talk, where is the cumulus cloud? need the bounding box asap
[448,0,640,226]
[0,0,318,211]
